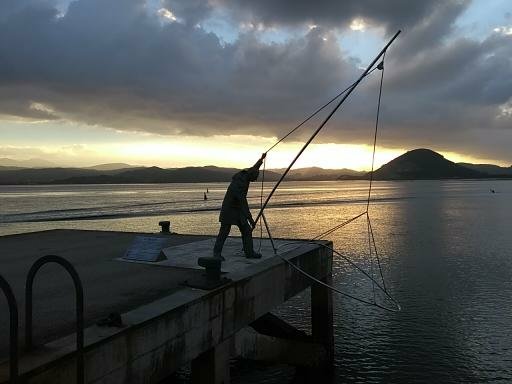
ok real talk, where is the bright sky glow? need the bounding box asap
[29,102,56,115]
[157,8,177,22]
[499,100,512,117]
[349,18,367,31]
[337,26,385,65]
[493,26,512,35]
[1,119,506,169]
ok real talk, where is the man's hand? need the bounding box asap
[261,152,266,161]
[249,217,256,229]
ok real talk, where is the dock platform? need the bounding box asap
[0,229,333,383]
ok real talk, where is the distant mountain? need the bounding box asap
[271,167,364,181]
[0,165,279,184]
[0,167,101,184]
[371,149,486,180]
[0,157,57,168]
[0,159,140,171]
[50,166,282,184]
[85,163,138,171]
[458,163,512,176]
[0,166,24,171]
[0,163,362,184]
[0,165,148,184]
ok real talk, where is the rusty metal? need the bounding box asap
[0,274,19,383]
[25,255,84,384]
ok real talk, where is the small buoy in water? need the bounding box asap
[207,188,209,193]
[204,192,208,200]
[490,189,496,193]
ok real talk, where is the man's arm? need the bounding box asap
[250,152,266,172]
[241,196,254,227]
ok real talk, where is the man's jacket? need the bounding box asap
[218,157,263,224]
[219,170,251,224]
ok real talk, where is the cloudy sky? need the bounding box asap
[0,0,511,169]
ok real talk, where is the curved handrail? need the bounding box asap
[0,274,19,383]
[25,255,84,384]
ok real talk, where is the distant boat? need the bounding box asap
[204,192,208,200]
[490,189,496,193]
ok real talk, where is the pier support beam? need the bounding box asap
[191,339,230,384]
[311,274,334,368]
[234,327,326,368]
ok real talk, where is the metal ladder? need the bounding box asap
[0,274,18,383]
[1,254,85,384]
[25,255,84,384]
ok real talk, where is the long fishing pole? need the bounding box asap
[253,30,401,227]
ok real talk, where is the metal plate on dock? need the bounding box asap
[122,236,170,262]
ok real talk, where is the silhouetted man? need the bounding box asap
[213,153,266,260]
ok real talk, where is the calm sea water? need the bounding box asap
[1,180,511,383]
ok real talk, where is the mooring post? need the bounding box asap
[311,272,334,368]
[191,338,231,384]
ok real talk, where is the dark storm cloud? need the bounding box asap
[215,0,450,34]
[0,0,511,161]
[0,0,356,138]
[373,29,512,160]
[391,1,468,57]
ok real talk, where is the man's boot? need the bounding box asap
[242,230,262,259]
[246,251,262,259]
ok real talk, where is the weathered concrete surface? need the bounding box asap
[0,229,332,383]
[144,237,293,273]
[0,229,208,358]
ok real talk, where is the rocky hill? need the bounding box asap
[370,149,486,180]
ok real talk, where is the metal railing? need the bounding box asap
[25,255,84,384]
[0,274,19,383]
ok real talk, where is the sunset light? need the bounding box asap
[1,1,512,383]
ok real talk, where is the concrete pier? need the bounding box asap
[0,229,333,383]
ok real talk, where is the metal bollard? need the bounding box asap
[184,257,231,290]
[197,257,222,281]
[158,220,171,233]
